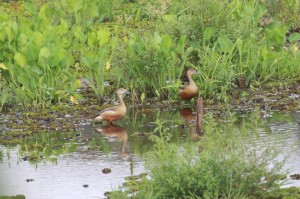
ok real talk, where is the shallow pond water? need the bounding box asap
[0,106,300,198]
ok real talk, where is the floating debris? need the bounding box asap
[102,168,111,174]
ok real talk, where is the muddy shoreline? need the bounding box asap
[1,80,300,144]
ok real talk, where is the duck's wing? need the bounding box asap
[101,106,118,113]
[179,85,187,90]
[93,106,118,119]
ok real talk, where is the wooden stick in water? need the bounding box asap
[196,97,204,134]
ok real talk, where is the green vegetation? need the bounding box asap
[0,1,300,196]
[109,110,298,199]
[0,0,299,110]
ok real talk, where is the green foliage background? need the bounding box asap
[0,0,300,109]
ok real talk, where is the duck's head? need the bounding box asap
[117,88,130,96]
[186,68,198,76]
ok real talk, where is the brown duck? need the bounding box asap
[178,68,198,100]
[94,88,129,123]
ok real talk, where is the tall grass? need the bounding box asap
[135,111,287,199]
[119,32,192,99]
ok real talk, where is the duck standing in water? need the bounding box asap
[178,68,199,100]
[94,88,129,123]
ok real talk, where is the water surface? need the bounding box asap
[1,107,300,198]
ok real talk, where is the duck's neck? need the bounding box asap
[118,94,125,106]
[188,75,195,85]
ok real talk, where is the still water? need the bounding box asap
[0,106,300,198]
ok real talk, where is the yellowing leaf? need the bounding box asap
[105,61,110,70]
[14,53,27,67]
[0,63,8,70]
[75,79,81,88]
[97,29,110,46]
[140,93,145,103]
[70,96,79,105]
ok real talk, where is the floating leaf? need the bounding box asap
[14,53,27,67]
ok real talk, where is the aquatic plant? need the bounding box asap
[19,132,79,163]
[0,2,79,108]
[136,111,287,198]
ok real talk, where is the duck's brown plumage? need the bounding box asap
[94,88,128,123]
[178,68,198,100]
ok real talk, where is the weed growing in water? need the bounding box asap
[136,111,287,198]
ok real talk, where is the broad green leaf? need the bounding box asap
[176,35,186,55]
[14,53,27,67]
[153,32,162,47]
[23,2,38,16]
[26,43,40,61]
[50,48,65,66]
[273,28,286,45]
[218,35,234,53]
[39,4,49,19]
[253,4,267,23]
[19,33,28,46]
[67,0,84,13]
[288,33,300,43]
[4,26,15,43]
[39,47,51,59]
[184,47,194,58]
[31,66,43,74]
[33,32,44,47]
[204,27,217,41]
[97,30,110,46]
[88,32,97,48]
[55,18,68,35]
[88,4,99,17]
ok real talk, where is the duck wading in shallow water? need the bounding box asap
[178,68,199,100]
[94,88,129,123]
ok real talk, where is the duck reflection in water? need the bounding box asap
[94,124,128,158]
[180,108,202,141]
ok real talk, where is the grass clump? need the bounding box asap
[134,112,288,199]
